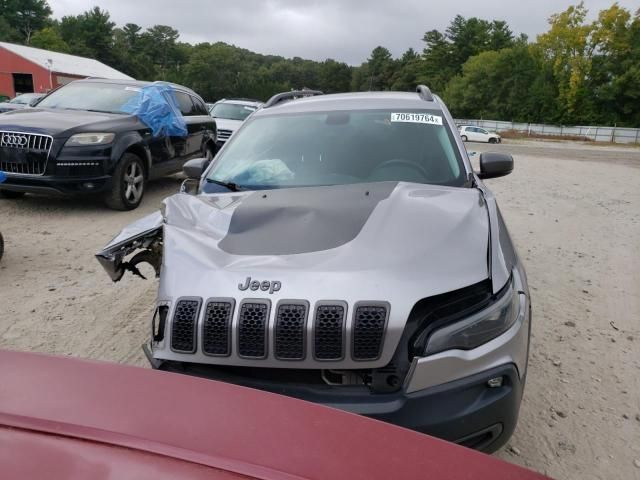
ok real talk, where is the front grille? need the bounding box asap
[352,305,387,360]
[170,299,201,353]
[275,303,307,360]
[202,300,234,356]
[217,129,232,142]
[314,304,345,360]
[238,301,269,358]
[0,131,53,175]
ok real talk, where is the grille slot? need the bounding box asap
[202,300,234,356]
[0,131,53,175]
[217,129,233,142]
[170,298,201,353]
[275,302,307,360]
[314,304,345,360]
[352,304,388,360]
[238,301,269,358]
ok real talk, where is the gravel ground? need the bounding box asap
[0,139,639,479]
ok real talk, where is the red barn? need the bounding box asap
[0,42,133,98]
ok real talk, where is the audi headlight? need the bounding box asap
[65,133,115,147]
[424,278,521,355]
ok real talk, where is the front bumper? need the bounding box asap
[152,352,522,452]
[146,271,530,453]
[148,296,529,453]
[0,173,113,195]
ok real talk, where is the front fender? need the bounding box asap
[96,211,163,282]
[111,132,152,173]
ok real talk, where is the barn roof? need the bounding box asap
[0,42,134,80]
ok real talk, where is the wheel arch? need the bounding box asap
[112,133,152,178]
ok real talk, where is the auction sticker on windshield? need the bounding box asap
[391,113,442,125]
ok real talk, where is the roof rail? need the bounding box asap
[416,85,434,102]
[263,89,323,108]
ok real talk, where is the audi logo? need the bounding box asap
[1,133,29,147]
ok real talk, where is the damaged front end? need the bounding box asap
[96,211,164,282]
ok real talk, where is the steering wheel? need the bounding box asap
[372,158,430,180]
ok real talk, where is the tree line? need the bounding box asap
[1,1,638,126]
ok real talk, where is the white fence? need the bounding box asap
[454,119,640,145]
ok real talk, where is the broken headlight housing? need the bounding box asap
[424,277,520,355]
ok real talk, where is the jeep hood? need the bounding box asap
[105,183,492,332]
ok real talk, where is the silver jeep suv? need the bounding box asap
[98,87,531,453]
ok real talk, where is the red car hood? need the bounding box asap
[0,350,549,480]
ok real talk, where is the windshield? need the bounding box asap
[36,82,141,113]
[210,102,258,121]
[205,109,466,191]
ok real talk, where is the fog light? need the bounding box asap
[83,182,95,190]
[487,377,503,388]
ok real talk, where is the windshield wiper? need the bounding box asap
[205,178,244,192]
[61,107,120,114]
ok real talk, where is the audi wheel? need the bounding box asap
[104,153,146,211]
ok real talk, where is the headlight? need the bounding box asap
[65,133,115,147]
[424,278,520,355]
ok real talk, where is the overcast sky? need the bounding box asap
[47,0,638,64]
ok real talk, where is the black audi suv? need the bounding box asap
[0,79,216,210]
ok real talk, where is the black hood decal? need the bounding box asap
[218,182,397,255]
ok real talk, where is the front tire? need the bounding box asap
[489,137,497,144]
[104,153,146,211]
[461,135,468,142]
[0,190,26,199]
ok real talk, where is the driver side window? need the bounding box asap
[175,92,197,116]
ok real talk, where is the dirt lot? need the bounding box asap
[1,139,639,479]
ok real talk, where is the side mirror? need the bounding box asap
[478,152,513,179]
[183,157,208,179]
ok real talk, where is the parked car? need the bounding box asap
[97,86,530,453]
[208,98,262,148]
[459,125,501,143]
[0,93,45,113]
[0,79,216,210]
[0,349,549,480]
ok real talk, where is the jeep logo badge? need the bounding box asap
[238,276,281,294]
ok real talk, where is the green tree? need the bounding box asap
[59,7,116,64]
[391,47,421,91]
[0,0,52,44]
[353,46,396,91]
[139,25,185,80]
[31,26,70,53]
[419,15,515,93]
[444,45,552,122]
[318,59,352,93]
[0,16,22,43]
[537,2,596,122]
[589,5,640,126]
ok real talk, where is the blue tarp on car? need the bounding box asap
[121,82,188,138]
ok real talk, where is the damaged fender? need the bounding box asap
[96,211,163,282]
